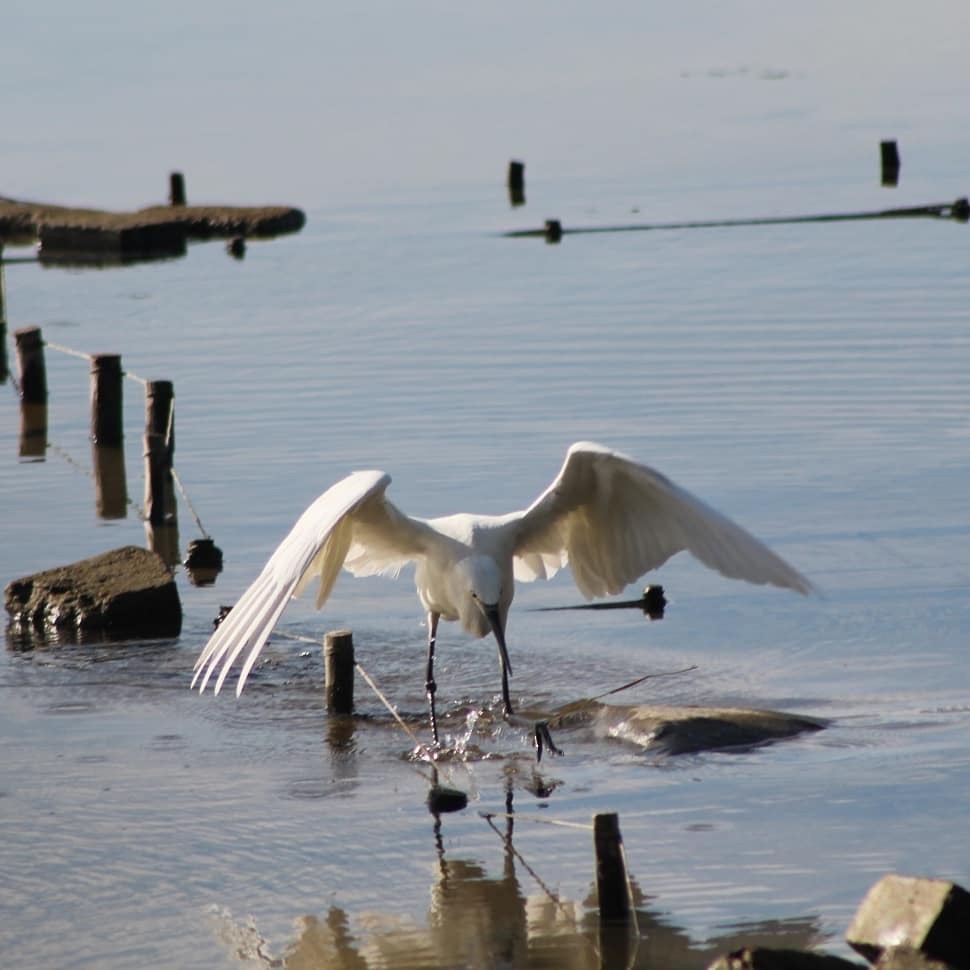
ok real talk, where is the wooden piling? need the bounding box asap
[14,326,47,405]
[90,354,123,446]
[169,171,186,206]
[594,812,632,923]
[507,159,526,207]
[880,140,900,186]
[92,445,128,519]
[145,380,175,459]
[143,432,176,526]
[324,630,355,714]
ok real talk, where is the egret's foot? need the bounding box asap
[534,720,564,762]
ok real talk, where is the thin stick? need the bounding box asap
[588,665,698,702]
[354,661,423,747]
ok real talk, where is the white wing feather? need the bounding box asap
[513,441,812,598]
[192,469,429,696]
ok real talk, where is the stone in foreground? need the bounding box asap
[846,875,970,970]
[5,545,181,639]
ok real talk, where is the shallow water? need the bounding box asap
[3,7,970,964]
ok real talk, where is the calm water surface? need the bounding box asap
[2,165,969,968]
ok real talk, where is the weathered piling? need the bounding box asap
[145,379,174,459]
[544,219,562,244]
[507,159,526,207]
[143,432,176,526]
[881,139,901,186]
[593,812,632,923]
[90,354,123,446]
[324,629,355,714]
[92,445,128,520]
[169,171,187,206]
[14,326,47,404]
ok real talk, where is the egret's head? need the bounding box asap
[456,554,512,679]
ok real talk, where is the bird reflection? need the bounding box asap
[212,778,828,970]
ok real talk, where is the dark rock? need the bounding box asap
[706,946,864,969]
[5,545,181,639]
[846,876,970,970]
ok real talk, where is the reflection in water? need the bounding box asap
[92,444,128,519]
[18,401,47,460]
[212,785,829,970]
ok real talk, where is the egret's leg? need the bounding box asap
[425,612,441,744]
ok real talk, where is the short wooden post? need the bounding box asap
[169,171,186,206]
[880,140,900,186]
[507,159,525,207]
[544,219,563,244]
[145,380,175,460]
[144,432,176,526]
[594,812,632,923]
[14,326,47,404]
[324,630,355,714]
[90,354,123,446]
[92,445,128,519]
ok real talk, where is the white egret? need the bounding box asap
[192,441,811,744]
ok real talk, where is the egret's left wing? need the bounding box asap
[192,469,429,697]
[511,441,812,598]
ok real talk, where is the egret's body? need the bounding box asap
[193,442,811,741]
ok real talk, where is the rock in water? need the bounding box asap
[5,545,181,640]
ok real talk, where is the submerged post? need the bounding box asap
[14,326,47,404]
[90,354,123,446]
[324,630,355,714]
[594,812,632,923]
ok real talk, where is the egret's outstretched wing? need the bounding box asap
[511,441,812,598]
[192,470,430,696]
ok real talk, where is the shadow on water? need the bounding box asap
[208,784,829,969]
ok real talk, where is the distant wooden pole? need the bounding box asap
[169,171,186,206]
[0,321,8,386]
[324,630,355,714]
[90,354,123,446]
[14,326,47,404]
[0,242,7,326]
[880,140,900,186]
[145,380,175,459]
[544,219,563,244]
[507,159,526,207]
[594,812,632,923]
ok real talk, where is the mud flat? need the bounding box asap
[0,194,305,262]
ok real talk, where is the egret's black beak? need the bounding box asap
[484,604,514,716]
[484,605,512,677]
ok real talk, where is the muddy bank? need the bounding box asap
[0,195,305,261]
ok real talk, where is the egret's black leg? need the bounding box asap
[426,612,441,745]
[498,642,514,716]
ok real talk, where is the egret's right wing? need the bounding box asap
[192,470,431,697]
[511,441,812,598]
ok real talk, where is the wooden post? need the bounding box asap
[92,445,128,519]
[594,813,632,923]
[14,326,47,404]
[90,354,123,446]
[324,630,355,714]
[145,380,174,460]
[880,140,900,186]
[169,171,186,206]
[507,159,525,207]
[544,219,563,244]
[143,432,176,526]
